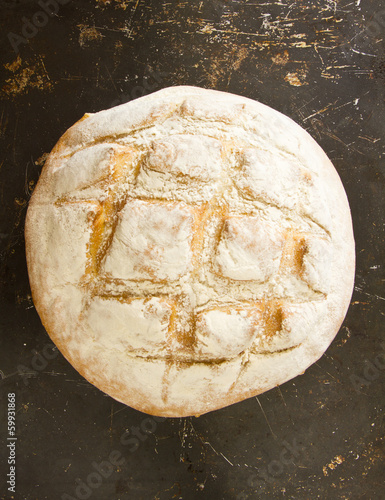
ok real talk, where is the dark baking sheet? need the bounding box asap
[0,1,384,499]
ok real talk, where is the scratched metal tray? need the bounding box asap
[0,1,384,499]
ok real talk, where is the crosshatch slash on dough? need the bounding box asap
[54,131,332,362]
[25,86,355,417]
[55,130,332,351]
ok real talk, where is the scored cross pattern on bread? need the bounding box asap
[51,131,330,366]
[25,87,354,416]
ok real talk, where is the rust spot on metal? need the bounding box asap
[2,55,54,96]
[271,50,290,66]
[323,455,345,476]
[284,71,308,86]
[78,24,104,47]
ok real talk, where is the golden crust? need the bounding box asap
[25,86,355,417]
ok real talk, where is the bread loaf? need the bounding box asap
[25,86,355,417]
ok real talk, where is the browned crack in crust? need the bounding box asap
[108,341,302,364]
[54,103,314,178]
[57,102,182,161]
[54,180,109,204]
[248,344,302,356]
[82,149,140,280]
[262,301,284,339]
[207,223,327,301]
[84,197,127,278]
[192,203,228,274]
[230,175,331,238]
[75,296,307,363]
[160,360,173,404]
[279,230,308,276]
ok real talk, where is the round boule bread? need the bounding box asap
[25,86,355,417]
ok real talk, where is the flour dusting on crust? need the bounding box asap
[25,86,355,417]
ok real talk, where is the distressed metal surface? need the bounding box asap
[0,1,384,499]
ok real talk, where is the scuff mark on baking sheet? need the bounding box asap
[276,385,295,426]
[359,135,380,144]
[256,396,277,438]
[40,407,65,433]
[2,55,54,97]
[325,444,385,483]
[124,0,142,38]
[335,326,352,347]
[11,111,18,164]
[178,417,192,462]
[227,46,250,87]
[109,403,114,437]
[179,418,243,469]
[314,361,339,383]
[35,153,50,168]
[201,45,250,88]
[271,50,289,65]
[42,371,67,377]
[65,379,94,387]
[323,455,345,476]
[261,12,286,36]
[95,0,131,8]
[195,27,314,49]
[0,109,8,137]
[303,101,339,121]
[201,438,234,466]
[284,71,308,86]
[315,125,363,154]
[354,286,385,302]
[232,47,249,71]
[94,0,142,38]
[162,482,182,497]
[4,55,22,73]
[78,24,104,47]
